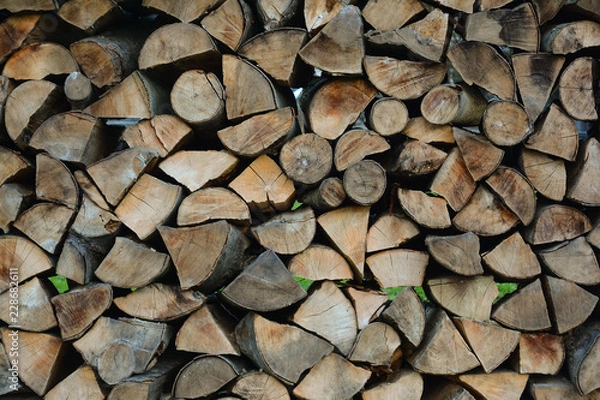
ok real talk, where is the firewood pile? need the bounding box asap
[0,0,599,398]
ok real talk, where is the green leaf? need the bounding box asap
[381,286,405,300]
[291,200,303,210]
[495,282,518,302]
[294,276,314,291]
[48,275,69,294]
[414,286,429,302]
[131,287,138,292]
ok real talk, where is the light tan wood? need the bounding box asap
[349,322,401,367]
[0,146,33,185]
[482,100,531,146]
[398,188,451,229]
[121,115,192,158]
[252,207,316,255]
[0,75,14,138]
[588,219,600,250]
[458,370,529,400]
[35,153,78,210]
[454,127,504,181]
[343,160,387,206]
[558,57,598,121]
[58,0,123,34]
[386,139,448,177]
[369,97,409,136]
[528,376,600,400]
[492,279,551,331]
[525,204,592,245]
[482,231,541,280]
[421,83,487,126]
[381,287,425,348]
[3,42,78,80]
[366,249,429,288]
[304,0,350,32]
[486,166,536,225]
[301,176,346,212]
[568,137,600,206]
[403,117,455,144]
[430,147,476,212]
[520,149,566,202]
[365,56,446,100]
[544,275,598,334]
[525,104,578,161]
[279,133,332,185]
[173,356,248,400]
[334,129,389,172]
[427,275,498,320]
[514,332,564,375]
[45,365,105,400]
[366,214,419,253]
[159,150,237,192]
[565,321,600,395]
[142,0,223,22]
[170,69,225,127]
[478,0,514,10]
[543,21,600,54]
[13,202,75,254]
[425,232,482,276]
[362,0,424,32]
[362,369,424,400]
[0,13,44,65]
[0,235,53,293]
[232,371,291,400]
[257,0,298,29]
[64,71,95,110]
[0,277,56,332]
[177,187,251,226]
[0,183,33,233]
[201,0,255,51]
[289,245,353,281]
[540,237,600,285]
[1,0,58,12]
[345,287,388,330]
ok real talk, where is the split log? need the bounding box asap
[486,166,536,226]
[482,231,541,280]
[513,332,564,375]
[158,150,237,192]
[0,13,48,65]
[366,214,419,253]
[421,84,487,126]
[57,0,123,34]
[160,221,249,291]
[293,353,371,400]
[201,0,255,51]
[0,184,33,233]
[447,41,516,101]
[528,376,600,400]
[525,204,592,245]
[251,207,316,255]
[454,317,520,373]
[64,71,95,109]
[300,177,346,212]
[543,275,598,334]
[386,139,448,177]
[222,250,306,311]
[362,0,423,32]
[427,275,498,320]
[454,127,504,181]
[458,370,529,400]
[169,69,224,128]
[280,133,332,185]
[0,0,58,12]
[520,149,566,202]
[531,0,565,24]
[0,277,56,332]
[228,154,295,214]
[13,202,75,254]
[558,57,598,121]
[543,21,600,54]
[121,115,193,158]
[422,379,476,400]
[0,235,53,293]
[303,0,348,32]
[142,0,222,22]
[425,232,483,276]
[525,104,578,161]
[176,303,240,355]
[492,279,552,331]
[367,249,428,288]
[403,117,455,144]
[345,287,388,330]
[0,147,32,186]
[565,321,600,395]
[588,219,600,250]
[3,42,78,80]
[539,237,600,286]
[368,97,409,137]
[307,78,377,140]
[232,371,290,399]
[364,56,446,100]
[362,369,423,400]
[398,188,451,229]
[235,312,334,385]
[381,287,426,348]
[177,187,251,226]
[348,322,401,367]
[35,153,78,210]
[289,245,354,281]
[45,365,105,400]
[568,137,600,206]
[566,0,600,20]
[256,0,298,29]
[51,282,113,340]
[343,160,387,206]
[299,5,363,76]
[429,147,476,212]
[334,129,389,172]
[482,100,531,147]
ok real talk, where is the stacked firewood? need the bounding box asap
[0,0,599,398]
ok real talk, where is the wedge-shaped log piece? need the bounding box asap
[568,137,600,206]
[528,376,599,400]
[178,187,250,226]
[366,214,419,253]
[525,104,578,161]
[45,365,104,400]
[256,0,298,29]
[1,329,67,396]
[308,78,377,140]
[369,97,409,137]
[363,369,423,400]
[292,280,357,355]
[346,287,388,330]
[540,237,600,286]
[403,117,454,144]
[454,317,520,373]
[565,321,600,395]
[67,192,119,247]
[367,249,429,288]
[201,0,254,51]
[229,154,295,214]
[232,371,290,400]
[51,282,112,340]
[544,275,598,334]
[543,21,600,54]
[398,188,451,229]
[422,379,476,400]
[35,153,78,210]
[567,0,600,20]
[0,236,52,293]
[0,183,33,233]
[386,139,447,177]
[160,221,248,291]
[115,174,182,240]
[453,186,519,237]
[0,147,32,185]
[421,83,487,126]
[513,332,564,375]
[344,160,387,206]
[304,0,348,32]
[483,100,530,147]
[114,283,205,322]
[84,71,168,119]
[428,275,498,320]
[458,371,529,400]
[235,312,333,384]
[465,3,539,51]
[170,69,225,128]
[299,5,363,76]
[74,317,172,385]
[0,14,46,65]
[238,28,308,86]
[223,250,306,311]
[289,245,353,281]
[492,279,551,331]
[0,277,56,331]
[252,207,316,255]
[96,237,170,288]
[30,111,108,167]
[142,0,222,22]
[531,0,565,24]
[14,202,75,254]
[301,176,346,212]
[334,129,390,172]
[159,150,237,192]
[57,0,123,34]
[447,41,515,101]
[280,133,332,185]
[3,42,78,80]
[425,232,483,276]
[366,8,450,63]
[454,128,503,182]
[294,353,371,399]
[56,233,113,287]
[482,231,541,279]
[176,303,239,355]
[173,355,248,399]
[559,57,598,121]
[525,204,592,245]
[409,308,480,374]
[138,23,219,72]
[588,220,600,250]
[121,115,193,158]
[381,287,425,348]
[365,56,446,100]
[362,0,424,32]
[349,322,401,367]
[486,166,536,226]
[430,147,476,212]
[513,54,565,124]
[218,107,296,157]
[520,149,566,202]
[317,206,369,280]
